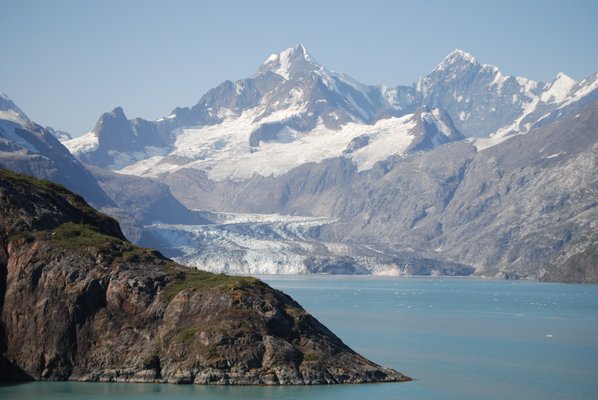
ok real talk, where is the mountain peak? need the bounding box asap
[0,92,30,123]
[258,44,321,80]
[108,106,126,118]
[435,49,478,71]
[554,71,575,83]
[91,106,136,149]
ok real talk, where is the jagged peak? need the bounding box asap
[447,49,477,63]
[93,106,130,134]
[108,106,126,117]
[258,44,322,80]
[95,106,128,125]
[262,44,313,64]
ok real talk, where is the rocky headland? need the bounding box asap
[0,169,409,384]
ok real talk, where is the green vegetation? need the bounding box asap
[121,247,164,263]
[283,304,306,319]
[176,327,197,344]
[51,222,262,301]
[51,223,167,265]
[303,353,321,363]
[0,168,69,194]
[52,222,121,250]
[161,269,262,302]
[0,168,114,225]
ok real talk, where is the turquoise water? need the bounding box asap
[2,276,597,399]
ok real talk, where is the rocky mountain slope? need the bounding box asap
[0,169,408,384]
[0,93,113,208]
[147,101,597,281]
[321,100,598,282]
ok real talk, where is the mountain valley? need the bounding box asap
[2,45,597,282]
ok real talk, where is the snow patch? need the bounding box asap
[468,135,514,151]
[0,110,29,126]
[265,54,278,63]
[348,114,417,171]
[64,131,99,155]
[0,119,39,153]
[107,146,169,170]
[122,105,419,180]
[490,67,508,92]
[516,77,538,94]
[543,152,566,159]
[381,86,401,108]
[492,96,540,138]
[435,49,477,72]
[116,155,167,176]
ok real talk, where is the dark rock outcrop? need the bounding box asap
[0,169,409,384]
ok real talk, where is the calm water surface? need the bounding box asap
[2,276,597,400]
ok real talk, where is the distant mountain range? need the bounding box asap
[2,45,597,282]
[63,45,598,178]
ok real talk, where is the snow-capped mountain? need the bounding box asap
[164,44,416,131]
[417,49,598,139]
[54,47,598,282]
[0,93,114,208]
[67,45,598,182]
[67,46,464,180]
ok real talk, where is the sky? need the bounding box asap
[1,0,597,136]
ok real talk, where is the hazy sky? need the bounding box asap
[1,0,597,136]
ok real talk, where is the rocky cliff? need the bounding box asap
[0,169,408,384]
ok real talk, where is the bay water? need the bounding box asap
[2,276,597,399]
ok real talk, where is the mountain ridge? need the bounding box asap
[64,45,598,179]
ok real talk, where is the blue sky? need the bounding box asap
[1,0,597,135]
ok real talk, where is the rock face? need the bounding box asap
[0,169,408,384]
